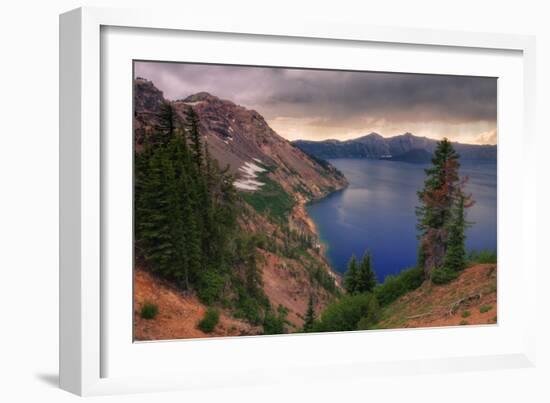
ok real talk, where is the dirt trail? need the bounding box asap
[378,264,497,329]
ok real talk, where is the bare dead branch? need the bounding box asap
[449,293,482,316]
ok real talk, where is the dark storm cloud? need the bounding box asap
[261,70,496,123]
[134,61,497,143]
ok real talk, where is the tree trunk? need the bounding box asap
[422,228,447,278]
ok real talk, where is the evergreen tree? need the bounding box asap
[344,255,359,294]
[172,136,202,289]
[356,252,377,293]
[135,136,203,290]
[443,193,470,272]
[155,101,177,145]
[416,138,462,278]
[186,107,203,169]
[185,108,217,270]
[303,294,316,332]
[416,138,474,279]
[135,146,175,277]
[244,237,262,296]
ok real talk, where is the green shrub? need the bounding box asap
[431,267,459,285]
[240,174,295,222]
[196,270,226,305]
[374,266,424,306]
[479,305,492,314]
[234,295,264,325]
[198,308,220,333]
[468,249,497,264]
[461,310,471,318]
[313,293,380,332]
[459,320,469,326]
[140,302,159,320]
[356,316,373,331]
[263,305,289,335]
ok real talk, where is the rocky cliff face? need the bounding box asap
[134,77,165,149]
[134,78,347,332]
[293,132,497,162]
[134,78,347,201]
[175,92,347,201]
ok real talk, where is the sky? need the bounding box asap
[134,61,497,145]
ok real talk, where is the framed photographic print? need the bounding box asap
[60,6,537,396]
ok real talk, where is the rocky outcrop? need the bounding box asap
[173,92,348,201]
[133,77,165,150]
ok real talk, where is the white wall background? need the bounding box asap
[0,0,548,401]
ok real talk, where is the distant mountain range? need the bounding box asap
[292,132,497,162]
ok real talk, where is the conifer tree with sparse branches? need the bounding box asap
[416,138,474,280]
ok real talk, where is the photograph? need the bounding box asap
[133,61,497,341]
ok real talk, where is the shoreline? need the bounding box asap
[296,183,350,283]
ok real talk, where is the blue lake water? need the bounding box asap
[306,159,497,281]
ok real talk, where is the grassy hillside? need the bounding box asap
[376,264,497,329]
[240,171,295,223]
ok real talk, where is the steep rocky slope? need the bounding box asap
[134,78,347,336]
[135,78,347,200]
[175,92,347,199]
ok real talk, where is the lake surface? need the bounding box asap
[306,159,497,280]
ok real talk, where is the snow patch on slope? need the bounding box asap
[234,161,266,191]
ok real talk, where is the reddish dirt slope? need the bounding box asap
[260,250,335,328]
[378,264,497,329]
[134,270,260,341]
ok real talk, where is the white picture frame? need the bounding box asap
[59,6,537,396]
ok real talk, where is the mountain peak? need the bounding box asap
[363,132,382,138]
[182,92,220,103]
[354,132,383,143]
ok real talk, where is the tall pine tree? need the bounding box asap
[356,252,377,293]
[155,101,178,146]
[172,136,201,289]
[416,138,473,278]
[443,193,471,272]
[135,146,175,277]
[187,107,203,169]
[344,255,359,294]
[303,294,316,332]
